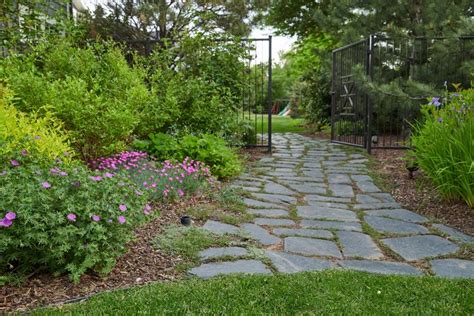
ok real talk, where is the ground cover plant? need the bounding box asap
[411,88,474,207]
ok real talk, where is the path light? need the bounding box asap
[180,216,192,226]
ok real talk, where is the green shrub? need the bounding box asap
[0,152,149,282]
[135,134,242,179]
[0,85,73,165]
[411,89,474,206]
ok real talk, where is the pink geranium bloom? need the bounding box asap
[91,215,101,222]
[21,149,28,156]
[119,204,127,212]
[67,213,76,222]
[10,160,19,167]
[0,218,12,227]
[42,182,51,189]
[5,212,16,220]
[118,216,126,224]
[178,189,184,197]
[104,172,114,178]
[90,176,103,181]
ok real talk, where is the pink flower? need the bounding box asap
[5,212,16,220]
[91,215,101,222]
[67,213,76,222]
[119,204,127,212]
[104,172,114,178]
[21,149,28,156]
[0,218,12,227]
[118,216,126,224]
[10,160,19,167]
[143,204,152,215]
[178,189,184,197]
[42,181,51,189]
[90,176,103,181]
[59,171,68,176]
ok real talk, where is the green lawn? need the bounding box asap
[37,270,474,315]
[261,115,307,133]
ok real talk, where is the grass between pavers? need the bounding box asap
[37,270,474,315]
[261,116,307,133]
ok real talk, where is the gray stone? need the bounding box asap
[329,184,354,198]
[199,247,249,260]
[202,220,239,235]
[337,231,384,259]
[273,228,333,239]
[230,185,261,192]
[351,175,372,182]
[431,259,474,279]
[353,202,401,210]
[306,201,349,209]
[259,157,274,163]
[285,183,327,194]
[247,209,289,218]
[356,181,381,193]
[284,237,342,258]
[348,158,368,164]
[265,250,335,273]
[251,193,297,205]
[254,218,296,226]
[370,193,396,203]
[297,206,358,222]
[328,174,351,184]
[381,235,459,261]
[302,170,325,178]
[339,260,423,276]
[301,219,362,232]
[432,224,474,244]
[189,260,272,279]
[264,181,296,195]
[241,223,281,246]
[365,216,429,234]
[365,209,428,223]
[356,194,381,204]
[305,195,352,203]
[243,198,283,209]
[267,171,299,177]
[233,180,263,187]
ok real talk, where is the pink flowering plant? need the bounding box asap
[89,151,214,202]
[0,149,150,282]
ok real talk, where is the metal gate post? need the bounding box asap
[366,35,374,154]
[330,50,336,142]
[267,35,273,152]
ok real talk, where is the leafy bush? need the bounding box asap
[0,85,73,165]
[0,151,150,282]
[135,134,242,179]
[411,89,474,206]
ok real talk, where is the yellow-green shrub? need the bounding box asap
[0,85,73,164]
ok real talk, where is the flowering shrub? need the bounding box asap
[90,152,214,202]
[411,88,473,206]
[0,150,150,282]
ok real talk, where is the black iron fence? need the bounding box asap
[331,35,474,153]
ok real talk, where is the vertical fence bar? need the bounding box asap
[331,50,336,142]
[366,35,374,154]
[267,36,272,152]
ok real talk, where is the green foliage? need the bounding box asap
[134,134,242,179]
[0,40,153,159]
[0,155,149,282]
[411,88,474,206]
[0,85,73,165]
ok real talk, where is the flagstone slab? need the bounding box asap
[432,224,474,244]
[297,206,358,222]
[284,237,342,258]
[273,228,334,239]
[353,202,401,210]
[364,209,428,223]
[356,194,381,204]
[339,260,423,276]
[355,181,381,193]
[251,193,297,205]
[381,235,459,261]
[329,184,354,198]
[430,259,474,279]
[285,183,327,194]
[199,247,249,260]
[230,185,261,192]
[243,198,284,209]
[263,181,296,195]
[247,209,289,217]
[305,195,352,203]
[370,193,396,203]
[254,218,296,227]
[328,174,351,184]
[202,220,240,235]
[365,216,429,234]
[306,201,350,209]
[265,250,335,273]
[301,219,362,232]
[241,223,281,246]
[189,260,272,279]
[337,231,384,259]
[351,175,373,182]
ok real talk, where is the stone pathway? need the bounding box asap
[189,134,474,279]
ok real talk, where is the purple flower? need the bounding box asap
[67,213,77,222]
[90,175,103,181]
[10,160,19,167]
[34,135,41,140]
[21,149,28,156]
[72,181,81,187]
[144,204,152,215]
[42,181,51,189]
[437,117,443,123]
[118,216,126,224]
[5,212,16,220]
[59,171,68,176]
[91,215,101,222]
[119,204,127,212]
[430,97,441,107]
[0,218,12,227]
[0,170,7,176]
[104,172,114,178]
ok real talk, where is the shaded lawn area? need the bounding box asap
[37,270,474,315]
[261,115,307,133]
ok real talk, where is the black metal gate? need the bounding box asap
[331,35,474,153]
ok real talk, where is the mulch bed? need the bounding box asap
[0,199,200,313]
[371,149,474,235]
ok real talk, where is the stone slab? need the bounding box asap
[339,260,423,276]
[251,193,298,205]
[432,224,474,244]
[254,218,296,227]
[273,228,333,239]
[365,209,428,223]
[365,216,429,234]
[306,201,350,209]
[356,194,381,204]
[337,231,384,259]
[355,181,381,193]
[328,174,351,184]
[305,195,352,203]
[241,223,281,246]
[247,209,289,218]
[202,220,239,235]
[301,220,362,232]
[329,184,354,198]
[264,181,296,196]
[199,247,249,260]
[430,259,474,279]
[297,206,358,222]
[265,250,335,273]
[381,235,460,261]
[353,203,401,210]
[285,183,327,194]
[284,237,342,258]
[243,198,283,209]
[189,260,272,279]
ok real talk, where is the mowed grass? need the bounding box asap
[260,115,307,133]
[37,270,474,315]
